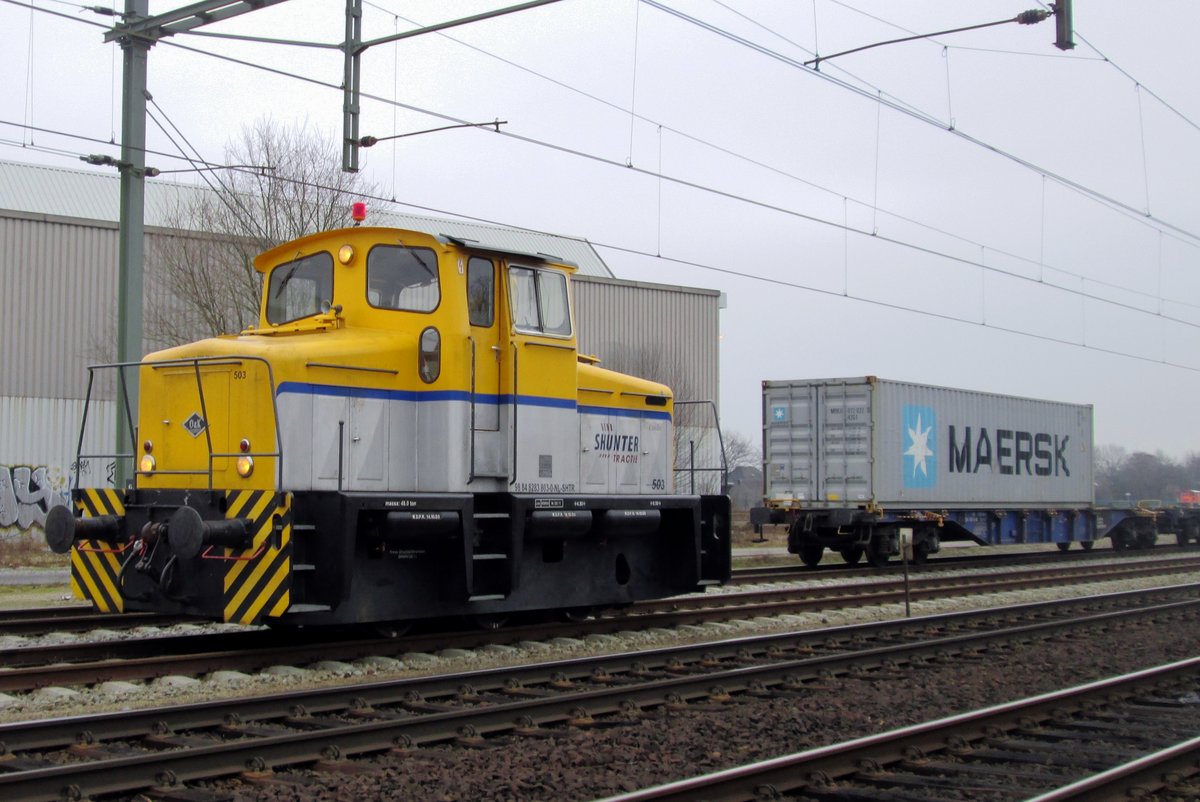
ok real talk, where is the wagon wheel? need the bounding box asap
[865,542,890,568]
[839,545,864,566]
[799,543,824,568]
[1080,540,1094,550]
[909,541,930,565]
[1056,542,1071,552]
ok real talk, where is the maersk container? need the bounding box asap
[763,377,1094,509]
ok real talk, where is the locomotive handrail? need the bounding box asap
[510,342,519,486]
[305,361,399,375]
[524,340,575,350]
[74,355,283,491]
[672,399,729,495]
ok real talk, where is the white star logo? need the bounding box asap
[905,414,934,479]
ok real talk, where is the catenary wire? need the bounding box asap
[642,0,1200,246]
[11,0,1198,249]
[11,0,1196,309]
[3,121,1196,373]
[354,0,1196,308]
[4,48,1200,325]
[202,157,1200,374]
[143,100,275,243]
[7,2,1200,334]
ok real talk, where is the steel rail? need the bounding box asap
[725,541,1141,583]
[1027,734,1200,801]
[1,597,1197,801]
[0,610,199,636]
[0,564,1198,693]
[4,549,1191,634]
[0,585,1193,754]
[597,657,1200,802]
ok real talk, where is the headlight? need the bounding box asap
[139,454,156,474]
[236,455,255,478]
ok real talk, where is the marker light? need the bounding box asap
[236,455,255,478]
[239,438,251,453]
[139,454,156,474]
[351,202,367,222]
[337,244,355,265]
[143,440,153,453]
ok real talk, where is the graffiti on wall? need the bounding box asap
[0,465,70,533]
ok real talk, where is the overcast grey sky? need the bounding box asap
[3,1,1199,457]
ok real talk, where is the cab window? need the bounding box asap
[467,257,494,327]
[266,252,334,325]
[508,265,571,336]
[367,245,440,312]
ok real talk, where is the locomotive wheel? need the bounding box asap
[799,543,824,568]
[1080,540,1094,550]
[839,546,864,566]
[473,614,509,630]
[562,607,596,622]
[373,621,412,639]
[1057,542,1071,552]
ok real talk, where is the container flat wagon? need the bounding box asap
[752,377,1153,567]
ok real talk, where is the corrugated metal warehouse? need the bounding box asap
[0,159,722,536]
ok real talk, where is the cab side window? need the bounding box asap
[508,265,571,336]
[467,257,494,327]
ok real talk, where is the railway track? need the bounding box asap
[0,607,200,637]
[604,657,1200,801]
[0,586,1194,801]
[726,541,1193,585]
[1,556,1198,694]
[0,543,1181,630]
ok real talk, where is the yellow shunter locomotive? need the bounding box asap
[46,219,731,627]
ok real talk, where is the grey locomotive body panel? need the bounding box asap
[764,377,1094,508]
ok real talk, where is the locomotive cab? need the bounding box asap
[48,223,731,626]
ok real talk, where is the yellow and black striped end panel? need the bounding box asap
[222,490,292,625]
[69,488,125,613]
[77,487,125,518]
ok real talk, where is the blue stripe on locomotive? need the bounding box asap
[276,382,671,420]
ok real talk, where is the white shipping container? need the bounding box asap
[763,377,1094,508]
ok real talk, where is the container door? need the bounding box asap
[818,382,873,503]
[763,383,818,503]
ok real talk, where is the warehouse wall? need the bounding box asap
[0,211,191,536]
[574,275,725,493]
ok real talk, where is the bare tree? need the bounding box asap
[146,118,377,346]
[722,430,760,472]
[1094,444,1194,505]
